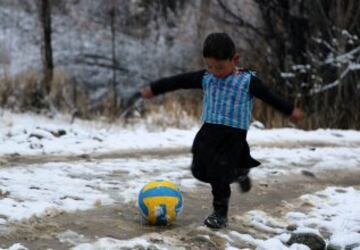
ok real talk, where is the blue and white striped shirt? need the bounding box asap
[201,70,254,130]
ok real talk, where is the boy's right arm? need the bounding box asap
[141,70,206,98]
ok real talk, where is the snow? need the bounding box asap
[226,186,360,249]
[280,72,295,78]
[0,110,359,222]
[0,110,359,249]
[257,239,296,250]
[0,111,197,156]
[202,175,352,247]
[0,156,194,221]
[73,232,186,250]
[57,230,89,245]
[73,238,153,250]
[0,244,27,250]
[324,46,360,65]
[1,110,359,158]
[294,187,360,247]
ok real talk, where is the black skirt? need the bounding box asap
[191,123,260,184]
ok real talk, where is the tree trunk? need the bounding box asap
[110,0,118,116]
[40,0,53,96]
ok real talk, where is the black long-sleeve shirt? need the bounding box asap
[150,70,294,115]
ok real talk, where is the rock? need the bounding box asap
[93,199,102,208]
[122,246,146,250]
[189,235,218,249]
[331,132,343,138]
[9,153,21,157]
[327,242,360,250]
[334,188,347,193]
[149,235,164,244]
[259,182,269,188]
[0,158,8,165]
[286,224,298,231]
[0,189,10,198]
[43,207,65,217]
[147,245,160,250]
[50,129,66,137]
[318,227,331,239]
[287,233,326,250]
[326,244,342,250]
[29,129,54,140]
[92,136,103,142]
[301,170,316,178]
[132,246,145,250]
[345,243,360,250]
[79,154,91,160]
[250,121,265,129]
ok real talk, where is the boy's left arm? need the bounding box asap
[250,75,303,123]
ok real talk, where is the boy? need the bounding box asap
[140,33,303,228]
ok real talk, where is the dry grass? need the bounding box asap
[0,68,90,117]
[143,90,202,128]
[0,69,42,111]
[0,70,304,129]
[1,68,357,129]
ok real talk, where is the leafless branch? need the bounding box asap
[215,0,266,37]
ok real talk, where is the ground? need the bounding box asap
[0,151,359,249]
[0,112,359,249]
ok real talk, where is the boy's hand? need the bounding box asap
[141,86,154,99]
[290,108,304,123]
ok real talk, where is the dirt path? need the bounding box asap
[0,147,191,166]
[1,168,360,249]
[2,139,358,167]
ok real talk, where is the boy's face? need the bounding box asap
[205,54,239,78]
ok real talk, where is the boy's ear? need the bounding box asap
[232,53,240,65]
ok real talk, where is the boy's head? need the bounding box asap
[203,33,235,60]
[203,32,239,78]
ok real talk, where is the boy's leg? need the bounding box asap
[237,169,252,193]
[204,182,230,229]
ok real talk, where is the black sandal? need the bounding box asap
[204,212,228,229]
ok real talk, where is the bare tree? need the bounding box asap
[39,0,54,96]
[110,0,118,115]
[304,0,360,128]
[216,0,360,129]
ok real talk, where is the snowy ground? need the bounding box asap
[0,110,360,249]
[1,110,359,158]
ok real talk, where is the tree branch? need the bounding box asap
[215,0,266,37]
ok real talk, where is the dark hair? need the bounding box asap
[202,33,235,60]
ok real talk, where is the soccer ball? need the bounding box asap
[138,180,183,225]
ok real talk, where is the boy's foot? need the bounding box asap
[204,213,228,229]
[238,176,252,193]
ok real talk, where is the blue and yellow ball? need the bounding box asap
[138,180,183,225]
